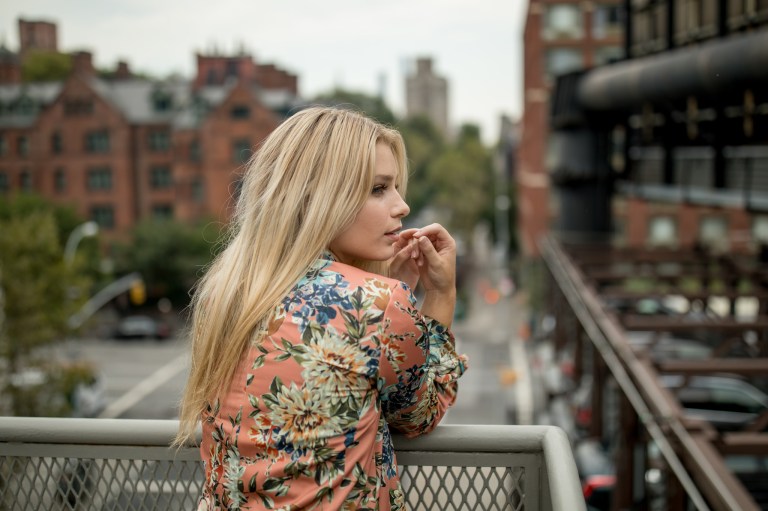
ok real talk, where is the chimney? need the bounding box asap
[71,50,94,76]
[115,60,131,79]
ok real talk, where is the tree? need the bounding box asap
[0,211,90,415]
[112,219,220,308]
[312,88,397,126]
[422,123,494,239]
[21,50,72,82]
[397,116,445,220]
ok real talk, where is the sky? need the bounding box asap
[1,0,526,145]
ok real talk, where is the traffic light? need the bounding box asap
[129,280,146,305]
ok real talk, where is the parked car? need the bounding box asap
[660,374,768,431]
[573,438,615,511]
[573,374,768,433]
[113,315,170,340]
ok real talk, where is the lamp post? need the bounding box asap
[64,221,99,266]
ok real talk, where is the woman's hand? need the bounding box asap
[389,228,421,290]
[410,224,456,294]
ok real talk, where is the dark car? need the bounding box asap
[113,315,170,340]
[660,374,768,431]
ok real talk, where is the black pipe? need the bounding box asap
[578,29,768,111]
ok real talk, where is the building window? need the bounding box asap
[148,130,170,152]
[676,0,718,39]
[16,96,36,116]
[675,147,714,189]
[0,135,6,156]
[232,139,252,164]
[546,48,584,78]
[543,4,584,40]
[20,169,32,191]
[230,105,250,119]
[190,139,201,162]
[192,177,205,203]
[150,166,173,189]
[698,215,728,250]
[0,171,8,193]
[85,130,110,153]
[91,205,115,229]
[54,168,66,193]
[64,99,94,116]
[18,136,29,157]
[753,215,768,244]
[648,215,677,246]
[151,204,174,220]
[87,167,112,190]
[593,4,623,39]
[152,90,173,112]
[51,132,63,154]
[594,46,624,66]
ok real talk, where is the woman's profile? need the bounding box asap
[176,106,468,510]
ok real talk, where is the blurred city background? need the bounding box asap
[1,1,767,510]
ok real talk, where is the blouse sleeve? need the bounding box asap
[377,281,468,438]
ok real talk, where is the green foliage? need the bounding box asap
[397,116,446,218]
[312,88,397,126]
[0,193,82,246]
[21,50,72,82]
[112,219,220,307]
[0,207,92,415]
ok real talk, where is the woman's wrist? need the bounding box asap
[421,288,456,328]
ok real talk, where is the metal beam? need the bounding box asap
[622,315,768,332]
[656,359,768,376]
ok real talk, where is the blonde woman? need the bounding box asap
[176,106,468,510]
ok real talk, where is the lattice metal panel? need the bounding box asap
[2,450,540,510]
[400,465,525,511]
[0,455,204,511]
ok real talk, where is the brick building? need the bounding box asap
[0,19,303,237]
[517,1,623,256]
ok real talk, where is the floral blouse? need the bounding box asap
[198,252,468,510]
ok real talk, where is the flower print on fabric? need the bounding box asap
[198,252,468,510]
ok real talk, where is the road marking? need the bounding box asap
[511,336,534,424]
[98,352,188,419]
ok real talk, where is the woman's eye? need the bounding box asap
[372,185,387,195]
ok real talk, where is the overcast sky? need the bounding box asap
[1,0,526,144]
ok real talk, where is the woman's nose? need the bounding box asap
[393,195,410,218]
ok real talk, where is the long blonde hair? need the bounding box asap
[175,107,408,445]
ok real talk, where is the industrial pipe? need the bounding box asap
[578,29,768,111]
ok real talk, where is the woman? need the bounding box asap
[176,106,468,510]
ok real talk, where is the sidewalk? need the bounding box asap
[445,231,532,425]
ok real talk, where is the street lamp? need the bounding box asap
[64,221,99,266]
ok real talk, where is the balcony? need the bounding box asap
[0,418,584,510]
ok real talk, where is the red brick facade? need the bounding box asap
[518,0,623,256]
[0,19,298,240]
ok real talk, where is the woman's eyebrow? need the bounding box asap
[374,175,395,182]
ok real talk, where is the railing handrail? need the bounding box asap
[1,416,565,452]
[0,417,586,510]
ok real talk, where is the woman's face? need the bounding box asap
[329,143,410,265]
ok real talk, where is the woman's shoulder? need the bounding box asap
[327,260,403,290]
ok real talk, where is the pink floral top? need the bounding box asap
[198,252,468,510]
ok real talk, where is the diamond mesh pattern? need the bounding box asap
[0,455,205,510]
[400,465,525,510]
[1,453,530,510]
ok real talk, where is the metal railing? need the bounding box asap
[0,418,585,511]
